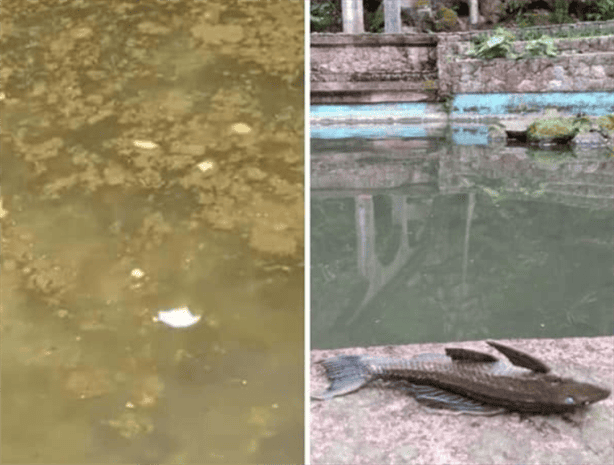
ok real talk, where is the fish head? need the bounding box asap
[542,375,611,409]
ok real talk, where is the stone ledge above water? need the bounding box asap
[310,337,613,465]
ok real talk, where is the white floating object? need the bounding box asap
[130,268,145,279]
[231,122,251,134]
[0,198,7,219]
[154,306,201,328]
[197,160,215,173]
[133,140,159,149]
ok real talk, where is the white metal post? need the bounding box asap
[342,0,365,33]
[384,0,402,33]
[469,0,478,26]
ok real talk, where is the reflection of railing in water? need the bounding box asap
[348,192,431,324]
[346,190,478,326]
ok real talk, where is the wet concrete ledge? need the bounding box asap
[310,336,613,465]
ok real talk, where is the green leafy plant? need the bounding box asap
[516,11,537,28]
[504,0,529,15]
[365,7,385,33]
[311,1,338,32]
[550,0,573,24]
[467,27,518,59]
[586,0,614,21]
[522,35,557,58]
[521,29,544,41]
[467,27,560,60]
[471,32,489,46]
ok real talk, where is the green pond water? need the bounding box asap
[311,137,614,349]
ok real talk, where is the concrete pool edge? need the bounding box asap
[310,336,614,465]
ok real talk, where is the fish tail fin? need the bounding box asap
[311,355,373,400]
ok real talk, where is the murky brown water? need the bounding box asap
[1,1,304,463]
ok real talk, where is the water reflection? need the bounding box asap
[1,1,304,463]
[311,138,614,349]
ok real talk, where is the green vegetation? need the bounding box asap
[522,35,557,57]
[597,114,614,131]
[365,7,385,33]
[467,27,518,59]
[526,116,581,143]
[586,0,614,21]
[516,22,614,41]
[515,12,538,29]
[550,0,575,24]
[432,6,459,32]
[503,0,614,26]
[467,27,561,60]
[503,0,573,25]
[311,1,340,32]
[310,0,614,34]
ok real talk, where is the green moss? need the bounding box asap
[434,6,459,32]
[526,117,579,142]
[597,114,614,131]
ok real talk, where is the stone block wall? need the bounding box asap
[311,21,614,103]
[438,34,614,95]
[311,33,438,103]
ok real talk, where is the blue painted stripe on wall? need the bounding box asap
[311,125,428,139]
[311,103,433,120]
[310,92,614,140]
[311,92,614,122]
[453,92,614,116]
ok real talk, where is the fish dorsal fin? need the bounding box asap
[444,347,499,363]
[486,340,550,373]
